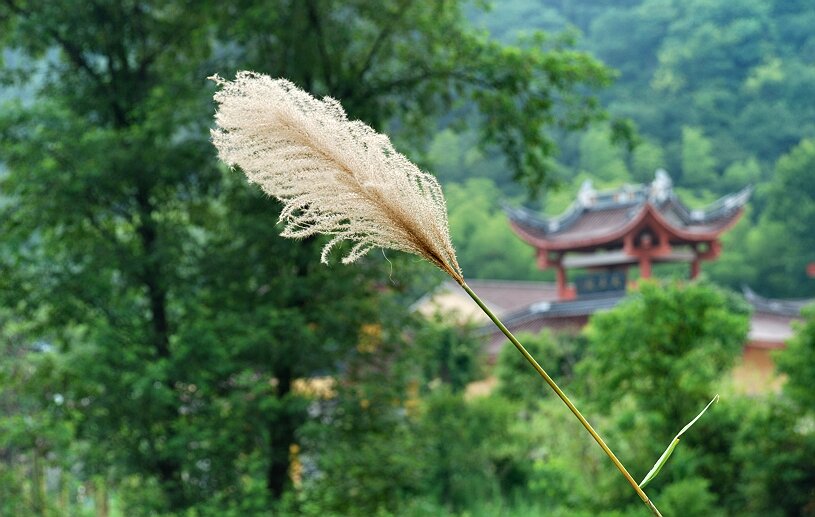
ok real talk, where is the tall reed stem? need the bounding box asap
[458,280,662,517]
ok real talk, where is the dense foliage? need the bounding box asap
[430,0,815,297]
[291,282,812,516]
[580,281,749,435]
[708,139,815,297]
[0,0,611,515]
[1,1,814,516]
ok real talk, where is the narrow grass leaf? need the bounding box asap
[638,394,719,489]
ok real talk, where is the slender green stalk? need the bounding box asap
[458,280,662,517]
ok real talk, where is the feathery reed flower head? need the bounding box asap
[210,71,462,282]
[209,72,668,517]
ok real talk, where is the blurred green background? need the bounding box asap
[1,1,814,515]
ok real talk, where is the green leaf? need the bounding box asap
[639,395,720,489]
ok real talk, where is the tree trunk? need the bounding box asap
[267,368,295,498]
[31,449,45,516]
[94,476,109,517]
[135,187,185,508]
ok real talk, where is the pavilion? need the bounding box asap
[505,170,751,300]
[414,170,813,393]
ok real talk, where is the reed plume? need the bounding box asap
[210,71,462,282]
[210,71,662,516]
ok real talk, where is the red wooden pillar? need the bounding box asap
[556,264,569,299]
[690,258,701,279]
[639,255,652,279]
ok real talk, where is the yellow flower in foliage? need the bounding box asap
[357,323,382,353]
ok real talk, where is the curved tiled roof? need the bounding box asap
[506,172,751,250]
[743,286,813,317]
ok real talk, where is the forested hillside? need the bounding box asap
[435,0,815,297]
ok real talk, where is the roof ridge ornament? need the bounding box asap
[650,169,673,203]
[578,179,596,207]
[698,185,753,222]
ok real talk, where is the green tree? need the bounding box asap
[711,138,815,297]
[446,178,546,280]
[0,0,614,512]
[217,1,614,195]
[573,281,753,512]
[0,315,76,515]
[762,138,815,297]
[631,139,666,183]
[655,478,723,517]
[578,125,631,182]
[680,126,718,187]
[652,2,769,94]
[733,400,815,516]
[732,306,815,515]
[496,330,585,406]
[414,315,482,393]
[579,281,749,440]
[478,0,815,191]
[588,0,676,90]
[426,129,506,186]
[1,0,223,509]
[721,157,762,191]
[289,321,427,517]
[416,390,519,510]
[704,212,760,290]
[776,306,815,411]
